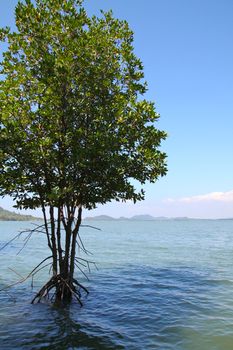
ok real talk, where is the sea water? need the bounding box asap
[0,219,233,349]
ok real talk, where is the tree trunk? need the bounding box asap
[31,204,88,305]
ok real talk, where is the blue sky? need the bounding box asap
[1,0,233,218]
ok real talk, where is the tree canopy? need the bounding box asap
[0,0,167,212]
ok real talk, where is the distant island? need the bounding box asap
[0,206,42,221]
[84,215,233,221]
[1,208,231,222]
[84,214,192,221]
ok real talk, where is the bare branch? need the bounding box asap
[72,277,89,295]
[8,267,24,279]
[74,261,90,281]
[76,230,93,255]
[16,231,33,255]
[80,224,101,231]
[0,256,53,293]
[27,256,53,278]
[0,232,23,252]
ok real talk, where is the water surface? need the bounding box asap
[0,219,233,349]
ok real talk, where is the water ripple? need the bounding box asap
[1,220,233,349]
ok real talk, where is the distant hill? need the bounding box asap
[0,206,42,221]
[84,215,117,221]
[131,215,160,221]
[84,215,232,221]
[84,214,192,221]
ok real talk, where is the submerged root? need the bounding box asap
[31,274,89,305]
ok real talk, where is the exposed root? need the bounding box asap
[0,215,98,307]
[31,274,88,305]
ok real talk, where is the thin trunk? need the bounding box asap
[41,202,52,251]
[64,222,72,276]
[70,206,82,279]
[50,206,57,275]
[57,205,63,272]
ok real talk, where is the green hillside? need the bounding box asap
[0,206,41,221]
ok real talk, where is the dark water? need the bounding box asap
[0,220,233,349]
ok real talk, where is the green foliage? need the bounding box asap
[0,0,167,210]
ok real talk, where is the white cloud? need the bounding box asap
[165,190,233,203]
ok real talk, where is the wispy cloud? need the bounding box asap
[165,190,233,203]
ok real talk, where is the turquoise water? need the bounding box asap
[0,219,233,349]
